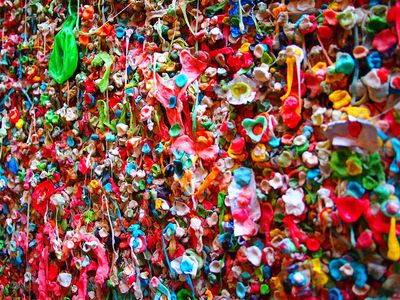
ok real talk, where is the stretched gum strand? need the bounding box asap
[280,55,295,101]
[317,33,333,66]
[295,52,302,115]
[195,166,220,197]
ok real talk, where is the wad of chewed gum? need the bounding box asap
[324,117,379,153]
[226,167,260,237]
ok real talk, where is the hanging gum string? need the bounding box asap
[26,108,37,145]
[181,0,196,36]
[123,30,131,104]
[76,0,80,30]
[250,3,259,33]
[185,273,196,298]
[295,51,302,115]
[103,194,117,255]
[101,0,106,24]
[351,26,360,106]
[104,195,119,287]
[25,191,31,289]
[154,19,166,50]
[161,223,177,298]
[191,80,199,138]
[316,33,333,66]
[280,55,295,101]
[43,30,48,55]
[195,0,200,53]
[23,0,28,44]
[238,0,244,33]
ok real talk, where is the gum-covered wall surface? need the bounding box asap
[0,0,400,299]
